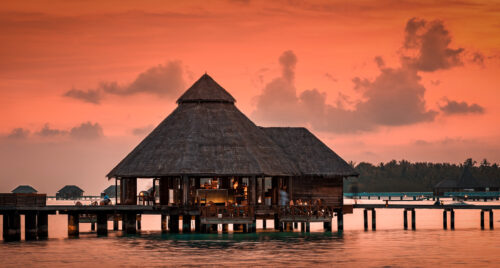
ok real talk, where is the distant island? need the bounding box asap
[344,158,500,192]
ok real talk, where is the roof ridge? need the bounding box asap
[177,73,236,104]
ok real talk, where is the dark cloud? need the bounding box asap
[36,124,68,137]
[64,61,185,104]
[471,52,485,66]
[402,18,464,72]
[7,128,30,139]
[63,88,102,104]
[324,73,338,82]
[253,51,436,133]
[440,100,485,115]
[132,125,154,136]
[69,122,104,140]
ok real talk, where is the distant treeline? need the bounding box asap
[344,158,500,193]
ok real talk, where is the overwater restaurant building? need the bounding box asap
[107,74,358,230]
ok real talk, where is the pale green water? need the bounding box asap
[1,199,500,267]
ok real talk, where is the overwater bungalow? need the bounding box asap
[11,185,38,194]
[56,185,84,200]
[101,185,119,198]
[434,166,500,197]
[107,74,358,232]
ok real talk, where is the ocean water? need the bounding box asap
[1,199,500,267]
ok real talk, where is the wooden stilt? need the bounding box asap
[371,209,376,231]
[123,213,137,234]
[450,209,455,230]
[301,222,305,232]
[274,214,280,230]
[411,209,416,230]
[169,215,179,233]
[481,210,485,230]
[68,213,79,238]
[490,210,494,230]
[37,212,48,239]
[195,215,201,233]
[363,209,368,231]
[182,215,191,233]
[3,212,21,242]
[161,214,167,233]
[25,212,38,240]
[337,210,343,232]
[97,213,108,236]
[91,221,96,231]
[113,215,119,231]
[306,222,310,232]
[262,219,267,229]
[403,210,408,230]
[222,224,228,233]
[443,210,447,230]
[293,222,298,229]
[136,214,142,231]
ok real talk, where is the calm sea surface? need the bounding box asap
[1,199,500,267]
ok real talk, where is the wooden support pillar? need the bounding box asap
[372,209,376,230]
[161,214,167,233]
[443,210,447,230]
[113,215,119,231]
[91,221,96,231]
[305,222,310,233]
[136,214,142,231]
[411,209,416,230]
[403,210,408,230]
[37,212,48,239]
[300,222,305,232]
[182,215,191,233]
[211,224,219,233]
[262,219,267,229]
[182,176,189,206]
[123,213,136,234]
[97,213,108,236]
[25,212,38,241]
[194,215,201,233]
[243,223,248,233]
[68,213,79,238]
[323,220,332,232]
[293,222,298,229]
[159,178,169,206]
[285,222,293,232]
[490,210,494,230]
[169,215,179,233]
[337,209,344,232]
[3,212,21,242]
[222,224,228,233]
[250,220,257,233]
[363,209,368,231]
[274,214,280,230]
[233,223,241,231]
[481,210,485,230]
[450,209,455,230]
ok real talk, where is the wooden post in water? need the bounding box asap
[293,222,298,229]
[137,215,142,231]
[306,221,310,232]
[123,213,137,234]
[182,215,191,233]
[403,210,408,230]
[194,215,201,233]
[450,209,455,230]
[161,214,167,233]
[113,215,119,231]
[363,209,368,231]
[274,214,280,230]
[37,212,48,239]
[97,213,108,236]
[443,210,447,230]
[337,209,344,232]
[372,209,376,231]
[3,212,21,242]
[323,220,332,232]
[25,212,38,240]
[481,210,485,230]
[262,219,267,229]
[222,224,228,233]
[169,214,179,233]
[68,213,79,238]
[411,209,416,230]
[490,210,494,230]
[301,222,305,232]
[91,220,96,231]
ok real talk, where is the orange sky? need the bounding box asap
[1,0,499,194]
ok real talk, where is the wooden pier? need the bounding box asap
[354,204,498,231]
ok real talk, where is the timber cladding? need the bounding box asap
[292,177,343,207]
[0,193,46,207]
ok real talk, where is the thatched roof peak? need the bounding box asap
[12,185,38,194]
[177,73,236,104]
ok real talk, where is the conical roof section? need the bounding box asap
[457,166,482,188]
[177,74,236,104]
[108,74,299,178]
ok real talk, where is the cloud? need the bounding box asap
[64,61,185,104]
[36,124,68,137]
[471,52,485,66]
[63,88,102,104]
[6,128,30,139]
[402,18,464,72]
[132,125,154,136]
[440,100,485,115]
[69,122,104,140]
[253,51,437,133]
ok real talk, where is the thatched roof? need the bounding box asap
[434,167,484,189]
[57,185,84,194]
[434,178,457,189]
[262,127,358,177]
[108,74,299,178]
[12,185,37,194]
